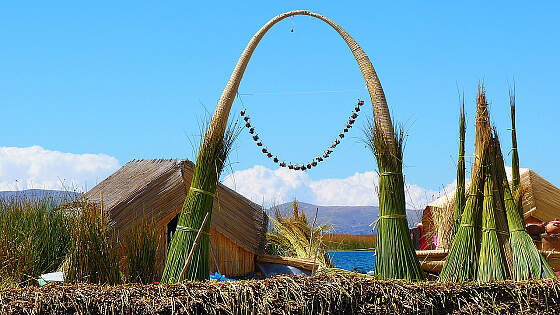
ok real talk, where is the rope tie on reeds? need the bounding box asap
[190,187,215,197]
[370,214,407,231]
[380,172,402,176]
[509,228,526,232]
[176,225,210,236]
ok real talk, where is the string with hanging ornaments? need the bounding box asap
[240,98,364,171]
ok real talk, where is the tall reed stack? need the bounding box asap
[162,119,241,283]
[510,88,522,215]
[366,122,423,280]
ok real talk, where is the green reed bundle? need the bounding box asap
[162,118,241,283]
[438,155,484,282]
[365,121,423,280]
[452,101,466,240]
[494,133,555,280]
[477,172,508,281]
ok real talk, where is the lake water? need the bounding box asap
[328,250,375,273]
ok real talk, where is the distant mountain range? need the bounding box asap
[271,201,423,235]
[0,189,81,202]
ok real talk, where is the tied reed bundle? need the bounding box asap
[477,172,508,281]
[162,118,241,283]
[364,120,423,280]
[438,155,484,282]
[494,134,555,280]
[452,101,466,241]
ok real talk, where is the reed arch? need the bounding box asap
[206,10,396,154]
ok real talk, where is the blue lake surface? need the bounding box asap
[328,251,375,273]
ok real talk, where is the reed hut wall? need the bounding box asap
[84,159,268,277]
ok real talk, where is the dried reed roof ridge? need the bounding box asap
[84,159,268,255]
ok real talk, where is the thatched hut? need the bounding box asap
[422,167,560,250]
[84,159,268,277]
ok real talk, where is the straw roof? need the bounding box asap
[426,167,560,223]
[84,159,268,255]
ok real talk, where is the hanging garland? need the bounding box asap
[240,99,364,171]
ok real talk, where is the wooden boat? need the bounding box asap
[416,249,560,274]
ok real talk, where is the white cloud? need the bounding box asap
[222,165,438,209]
[0,146,120,192]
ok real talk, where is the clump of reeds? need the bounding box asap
[162,117,242,283]
[451,100,466,241]
[0,196,71,286]
[121,219,160,284]
[364,120,423,280]
[63,199,121,284]
[266,201,333,269]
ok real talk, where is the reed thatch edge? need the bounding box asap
[2,274,560,314]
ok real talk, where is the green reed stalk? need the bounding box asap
[477,172,508,281]
[510,88,522,215]
[162,118,241,283]
[494,133,555,280]
[365,121,423,280]
[452,101,466,241]
[123,219,160,284]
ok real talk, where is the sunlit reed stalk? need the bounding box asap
[452,100,466,241]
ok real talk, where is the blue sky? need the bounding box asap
[1,2,558,206]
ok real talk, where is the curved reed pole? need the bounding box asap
[163,10,397,282]
[206,10,394,152]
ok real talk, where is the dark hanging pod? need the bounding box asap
[295,165,301,170]
[351,113,358,119]
[339,133,344,138]
[288,164,294,169]
[273,156,279,163]
[349,119,355,124]
[240,108,246,116]
[249,127,255,134]
[355,106,360,112]
[301,165,307,170]
[245,122,251,128]
[257,141,262,146]
[280,161,286,167]
[262,147,268,153]
[267,152,273,158]
[344,128,348,133]
[253,135,259,141]
[307,163,312,169]
[312,161,317,167]
[358,99,364,106]
[243,116,250,122]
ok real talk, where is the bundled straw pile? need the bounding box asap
[3,274,560,314]
[365,121,423,280]
[266,201,333,269]
[440,85,554,282]
[162,119,241,283]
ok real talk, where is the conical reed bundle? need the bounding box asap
[364,121,423,280]
[494,132,555,280]
[439,151,485,282]
[162,118,241,283]
[477,172,508,281]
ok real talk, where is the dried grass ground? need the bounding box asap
[2,274,560,314]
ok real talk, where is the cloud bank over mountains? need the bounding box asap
[0,147,441,209]
[0,146,120,192]
[222,165,439,209]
